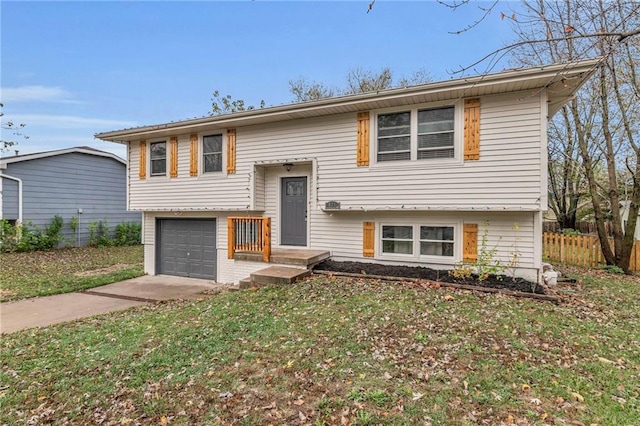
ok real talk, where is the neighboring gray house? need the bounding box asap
[0,146,141,246]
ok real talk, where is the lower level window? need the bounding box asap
[420,226,454,256]
[382,225,413,254]
[382,224,455,258]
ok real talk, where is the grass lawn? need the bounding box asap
[1,268,638,425]
[0,245,144,302]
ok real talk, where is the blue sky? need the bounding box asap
[1,1,520,159]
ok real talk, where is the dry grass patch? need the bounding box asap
[0,245,143,301]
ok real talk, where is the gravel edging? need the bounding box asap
[313,270,559,303]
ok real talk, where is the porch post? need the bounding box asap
[263,217,271,263]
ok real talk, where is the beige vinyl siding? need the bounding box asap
[127,91,545,212]
[143,210,537,282]
[253,166,266,211]
[309,211,537,281]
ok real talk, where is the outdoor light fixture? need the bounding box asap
[283,163,294,172]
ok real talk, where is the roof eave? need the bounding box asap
[96,58,600,142]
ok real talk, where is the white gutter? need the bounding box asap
[0,173,23,223]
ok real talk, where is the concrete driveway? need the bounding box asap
[0,275,229,334]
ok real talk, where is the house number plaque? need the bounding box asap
[325,201,341,210]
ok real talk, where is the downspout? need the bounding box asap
[0,172,23,224]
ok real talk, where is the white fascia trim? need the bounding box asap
[0,173,23,223]
[0,147,125,166]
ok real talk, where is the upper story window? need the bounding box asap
[377,105,455,163]
[417,107,454,159]
[150,141,166,176]
[203,134,223,173]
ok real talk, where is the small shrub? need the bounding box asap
[0,219,21,251]
[561,228,580,236]
[89,220,113,247]
[450,263,473,280]
[43,215,64,249]
[600,264,624,274]
[96,220,112,247]
[1,216,64,252]
[114,222,142,246]
[475,222,505,281]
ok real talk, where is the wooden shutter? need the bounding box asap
[363,221,375,257]
[463,223,478,262]
[357,112,370,166]
[189,133,198,176]
[227,129,236,174]
[464,98,480,161]
[169,136,178,178]
[139,140,147,179]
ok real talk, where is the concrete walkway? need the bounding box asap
[0,275,227,334]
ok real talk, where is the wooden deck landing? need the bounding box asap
[234,248,330,267]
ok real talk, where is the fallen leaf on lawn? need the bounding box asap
[597,356,614,364]
[412,392,424,401]
[571,392,584,402]
[444,295,455,301]
[160,416,168,425]
[383,372,392,380]
[298,411,306,421]
[261,402,276,410]
[293,399,304,406]
[521,384,531,392]
[530,398,542,405]
[541,412,549,420]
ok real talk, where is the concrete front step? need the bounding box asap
[250,266,311,286]
[238,277,253,289]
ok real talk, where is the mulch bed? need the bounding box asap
[313,260,546,294]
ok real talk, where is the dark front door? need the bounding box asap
[281,176,307,246]
[157,219,216,280]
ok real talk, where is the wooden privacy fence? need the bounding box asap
[542,232,640,271]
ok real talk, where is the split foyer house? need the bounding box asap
[96,60,597,284]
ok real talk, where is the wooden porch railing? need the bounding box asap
[227,217,271,262]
